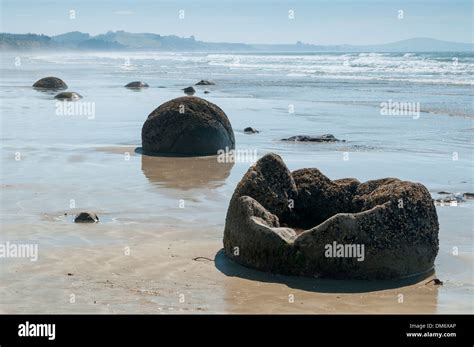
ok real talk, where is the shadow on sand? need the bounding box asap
[214,249,434,294]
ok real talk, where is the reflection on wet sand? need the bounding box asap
[141,153,234,190]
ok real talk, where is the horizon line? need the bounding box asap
[2,31,473,47]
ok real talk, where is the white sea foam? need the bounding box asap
[28,51,474,86]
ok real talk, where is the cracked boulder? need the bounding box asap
[223,153,439,279]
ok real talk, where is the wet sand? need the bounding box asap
[1,51,472,314]
[0,224,444,314]
[0,146,473,313]
[1,149,471,314]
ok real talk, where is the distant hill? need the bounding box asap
[0,33,56,50]
[0,31,472,52]
[52,31,90,46]
[358,38,474,52]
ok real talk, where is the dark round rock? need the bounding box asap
[54,92,82,100]
[244,127,259,134]
[463,192,474,199]
[125,81,149,88]
[182,87,196,95]
[141,96,235,156]
[74,212,99,223]
[33,77,68,90]
[195,80,215,86]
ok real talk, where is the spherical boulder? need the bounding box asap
[33,77,68,90]
[54,92,82,101]
[182,87,196,95]
[223,153,439,280]
[125,81,149,89]
[141,96,235,156]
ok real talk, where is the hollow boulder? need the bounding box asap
[223,153,439,279]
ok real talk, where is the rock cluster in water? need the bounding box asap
[223,153,439,279]
[282,134,342,142]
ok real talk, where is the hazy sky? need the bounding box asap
[1,0,472,44]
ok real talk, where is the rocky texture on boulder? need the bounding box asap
[74,212,99,223]
[33,77,68,90]
[54,92,82,100]
[282,134,342,142]
[125,81,149,88]
[141,96,235,156]
[223,153,439,279]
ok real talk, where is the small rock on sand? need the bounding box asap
[195,80,215,86]
[74,212,99,223]
[182,87,196,95]
[435,193,464,205]
[244,127,259,134]
[125,81,149,88]
[54,92,82,101]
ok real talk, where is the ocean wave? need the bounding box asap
[205,53,474,85]
[25,51,474,86]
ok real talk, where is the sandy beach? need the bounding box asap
[1,50,473,314]
[0,224,446,314]
[1,148,472,314]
